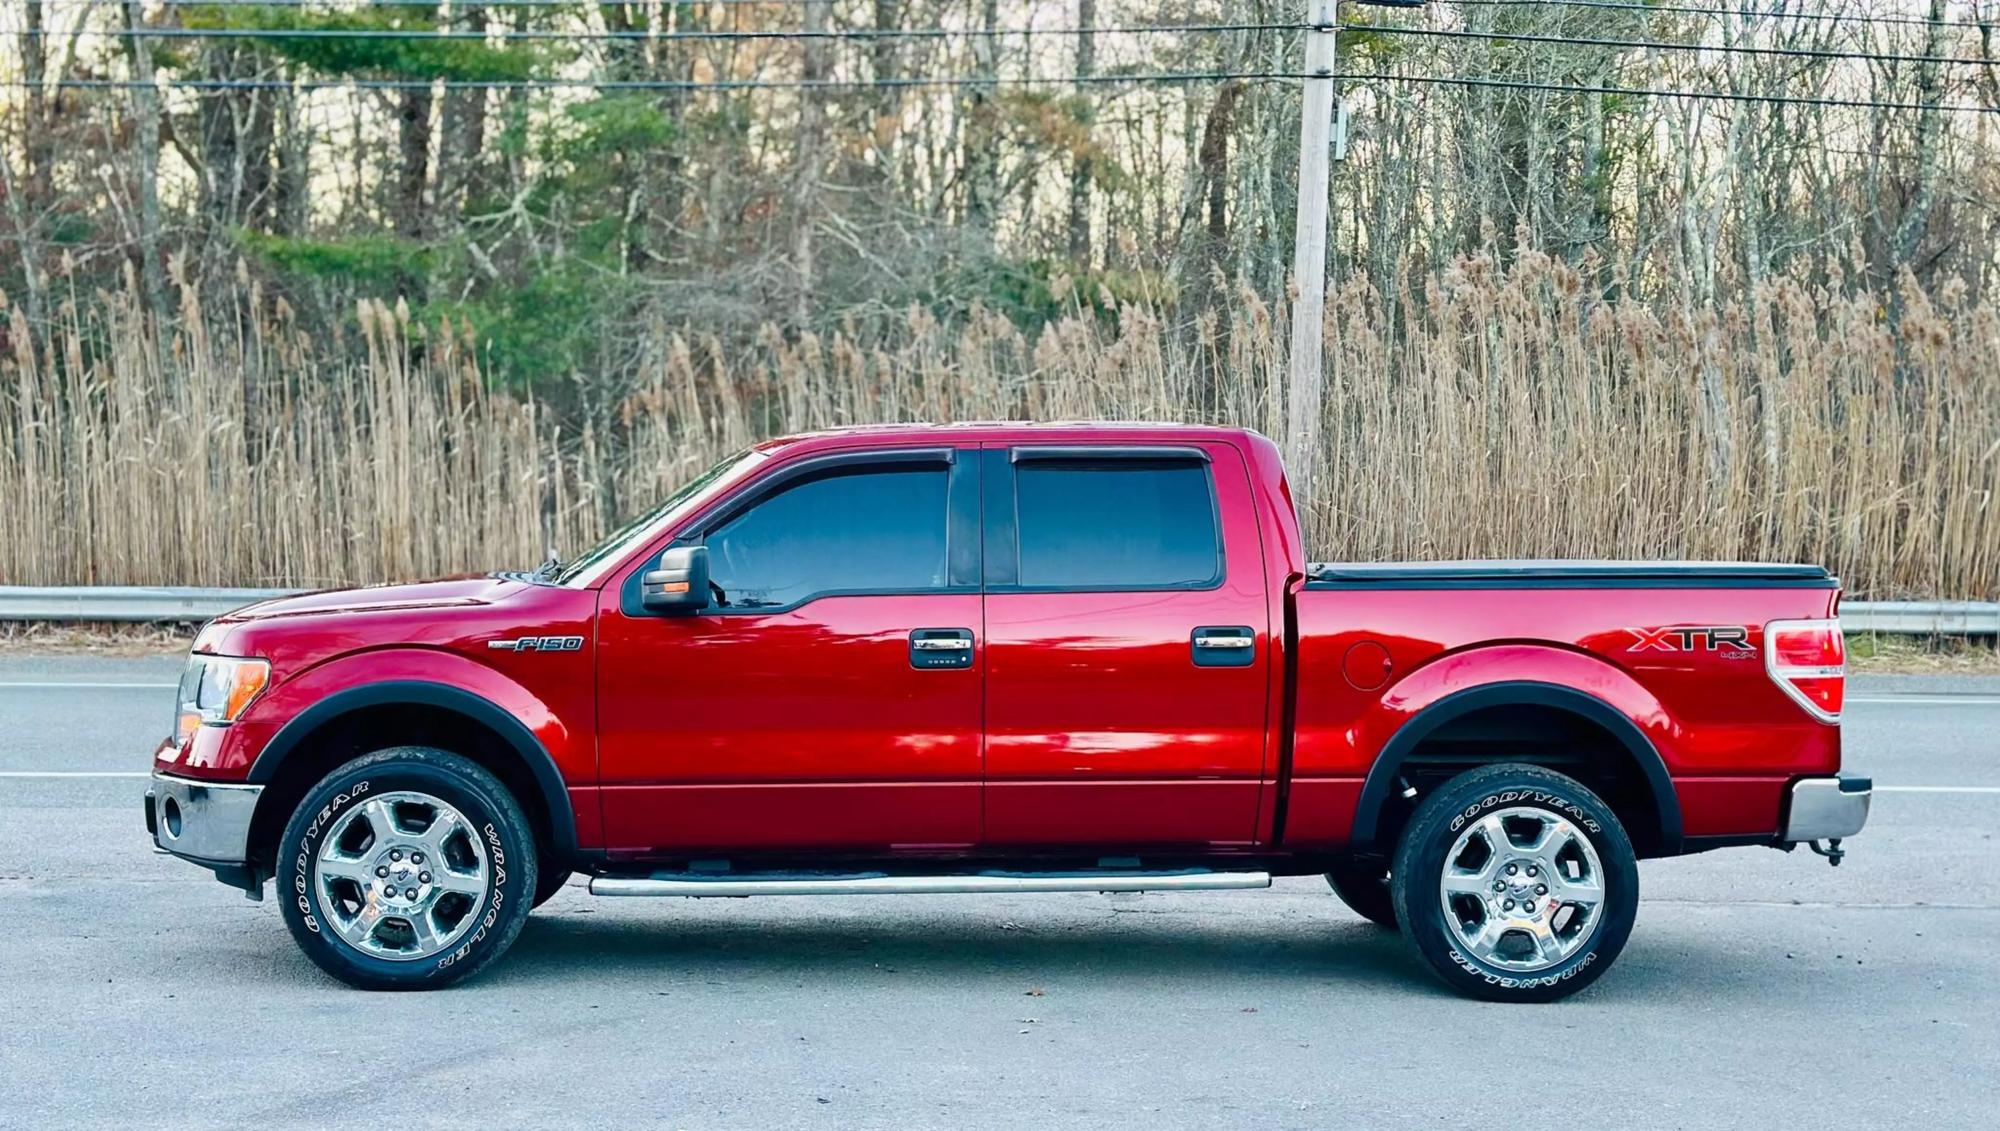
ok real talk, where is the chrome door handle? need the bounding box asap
[1191,626,1257,667]
[909,628,976,670]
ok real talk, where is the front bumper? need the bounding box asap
[1781,774,1872,842]
[145,771,263,865]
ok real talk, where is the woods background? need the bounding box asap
[1,1,1996,596]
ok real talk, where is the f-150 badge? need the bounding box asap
[487,635,585,652]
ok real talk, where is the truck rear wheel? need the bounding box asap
[1324,863,1397,928]
[276,746,538,991]
[1390,763,1638,1002]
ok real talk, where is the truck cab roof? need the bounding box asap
[753,421,1272,453]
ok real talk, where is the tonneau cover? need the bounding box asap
[1306,559,1834,587]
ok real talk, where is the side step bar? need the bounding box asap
[589,869,1273,898]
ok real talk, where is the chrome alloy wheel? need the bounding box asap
[1438,807,1605,972]
[314,791,490,961]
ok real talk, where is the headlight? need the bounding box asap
[175,655,271,744]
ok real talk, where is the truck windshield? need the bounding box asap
[549,448,765,585]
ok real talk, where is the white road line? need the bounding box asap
[1848,696,2000,706]
[1877,785,2000,794]
[0,771,149,778]
[0,681,176,690]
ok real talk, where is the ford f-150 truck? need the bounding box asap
[146,423,1869,1000]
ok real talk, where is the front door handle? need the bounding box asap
[1192,626,1257,667]
[910,628,975,670]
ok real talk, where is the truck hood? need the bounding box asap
[211,576,526,623]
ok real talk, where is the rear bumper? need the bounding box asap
[146,771,262,866]
[1781,774,1871,842]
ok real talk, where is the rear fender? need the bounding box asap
[1348,644,1683,855]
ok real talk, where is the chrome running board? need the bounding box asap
[589,869,1273,898]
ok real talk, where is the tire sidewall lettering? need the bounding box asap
[291,780,370,936]
[432,821,515,974]
[1445,945,1598,989]
[1447,789,1601,837]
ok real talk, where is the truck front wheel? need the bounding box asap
[1390,763,1639,1002]
[276,746,538,991]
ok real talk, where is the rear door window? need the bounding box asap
[1013,461,1221,589]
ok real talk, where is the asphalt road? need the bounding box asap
[2,657,1997,1129]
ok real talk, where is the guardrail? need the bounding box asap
[1839,601,2000,636]
[0,586,299,622]
[0,585,1994,633]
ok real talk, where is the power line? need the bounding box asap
[87,22,1303,43]
[2,70,1304,92]
[1342,69,2000,113]
[1352,21,2000,67]
[1445,0,2000,33]
[30,0,1058,6]
[41,0,833,4]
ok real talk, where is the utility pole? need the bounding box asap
[124,0,169,339]
[1286,1,1339,495]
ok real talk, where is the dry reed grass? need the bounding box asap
[1,252,1994,598]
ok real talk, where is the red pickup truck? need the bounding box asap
[146,423,1868,1000]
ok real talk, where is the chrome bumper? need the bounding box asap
[146,772,262,865]
[1782,774,1872,842]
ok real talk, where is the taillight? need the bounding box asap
[1765,618,1844,722]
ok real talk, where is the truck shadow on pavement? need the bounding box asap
[490,909,1428,993]
[456,897,1843,1003]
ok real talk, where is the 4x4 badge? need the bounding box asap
[487,636,585,652]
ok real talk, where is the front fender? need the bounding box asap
[193,648,581,779]
[172,648,585,859]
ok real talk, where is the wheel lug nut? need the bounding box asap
[1524,900,1537,913]
[1526,865,1539,877]
[412,853,425,865]
[375,866,389,878]
[390,850,402,862]
[1504,864,1518,876]
[1502,899,1515,911]
[1492,881,1505,893]
[419,871,432,884]
[1535,884,1547,895]
[404,887,418,900]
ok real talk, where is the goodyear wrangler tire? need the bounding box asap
[277,746,537,991]
[1390,764,1639,1003]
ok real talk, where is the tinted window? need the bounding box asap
[704,468,949,608]
[1015,462,1220,588]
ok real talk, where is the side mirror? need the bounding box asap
[641,545,710,613]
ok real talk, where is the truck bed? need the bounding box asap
[1283,564,1842,852]
[1306,560,1835,588]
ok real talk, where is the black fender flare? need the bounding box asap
[247,680,580,860]
[1349,680,1683,857]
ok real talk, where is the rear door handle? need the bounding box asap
[910,628,975,670]
[1192,626,1257,667]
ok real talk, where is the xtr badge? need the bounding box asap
[1626,625,1752,657]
